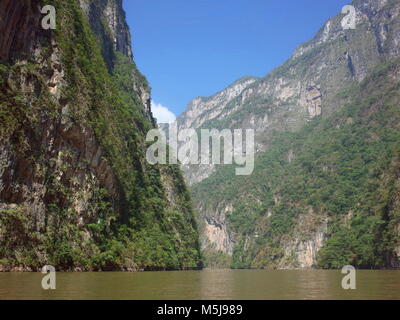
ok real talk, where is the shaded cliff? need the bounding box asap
[0,0,201,271]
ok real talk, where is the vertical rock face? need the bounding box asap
[79,0,132,63]
[0,0,200,271]
[201,204,235,256]
[177,0,400,268]
[79,0,157,122]
[0,0,43,62]
[279,213,328,269]
[78,0,152,120]
[295,231,325,269]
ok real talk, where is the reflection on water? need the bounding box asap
[0,270,399,300]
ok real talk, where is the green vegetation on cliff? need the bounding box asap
[193,58,400,269]
[0,0,201,271]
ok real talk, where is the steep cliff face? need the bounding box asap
[175,77,258,185]
[0,0,201,271]
[0,0,43,62]
[79,0,133,62]
[78,0,152,119]
[178,0,400,268]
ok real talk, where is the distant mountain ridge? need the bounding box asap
[177,0,400,186]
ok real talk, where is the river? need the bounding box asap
[0,270,399,300]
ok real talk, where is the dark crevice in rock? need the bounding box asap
[346,52,356,78]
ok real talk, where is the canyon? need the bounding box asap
[1,0,399,272]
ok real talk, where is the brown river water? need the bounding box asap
[0,269,399,300]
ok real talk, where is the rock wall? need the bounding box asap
[0,0,43,62]
[79,0,132,65]
[78,0,152,120]
[0,0,200,271]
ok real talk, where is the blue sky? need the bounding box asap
[123,0,350,121]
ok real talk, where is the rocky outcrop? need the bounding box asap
[301,85,322,118]
[200,204,235,255]
[280,213,328,269]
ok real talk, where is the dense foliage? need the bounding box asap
[0,0,201,271]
